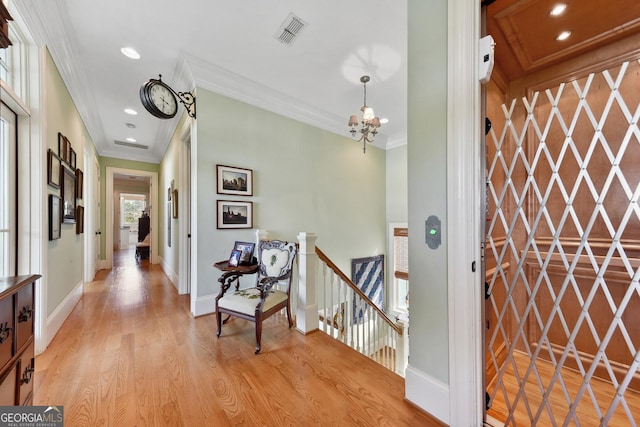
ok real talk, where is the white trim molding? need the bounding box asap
[45,280,83,349]
[447,0,483,425]
[405,364,450,424]
[193,294,216,317]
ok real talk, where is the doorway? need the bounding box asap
[483,40,640,427]
[105,167,158,268]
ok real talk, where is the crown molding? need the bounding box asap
[15,1,108,155]
[185,54,350,137]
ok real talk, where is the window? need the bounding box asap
[389,224,409,316]
[0,102,17,276]
[121,194,146,227]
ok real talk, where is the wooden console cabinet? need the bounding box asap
[0,274,40,406]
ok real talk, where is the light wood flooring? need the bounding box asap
[34,248,441,426]
[487,351,640,426]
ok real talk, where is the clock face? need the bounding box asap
[149,83,177,116]
[140,79,178,119]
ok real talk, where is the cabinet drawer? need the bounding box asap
[0,297,13,369]
[15,284,34,352]
[0,361,17,405]
[17,344,34,405]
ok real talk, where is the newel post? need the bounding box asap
[296,232,318,334]
[396,317,409,376]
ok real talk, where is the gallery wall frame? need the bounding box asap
[75,169,83,199]
[48,194,61,240]
[47,149,61,188]
[62,167,76,223]
[216,164,253,196]
[76,206,84,234]
[216,200,253,229]
[172,189,178,218]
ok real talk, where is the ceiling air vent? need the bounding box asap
[114,140,148,150]
[274,13,307,46]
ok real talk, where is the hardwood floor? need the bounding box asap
[487,351,640,426]
[34,249,441,426]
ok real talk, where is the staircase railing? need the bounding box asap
[314,246,408,376]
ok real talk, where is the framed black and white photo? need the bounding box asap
[48,194,61,240]
[62,167,77,223]
[216,200,253,229]
[47,149,62,188]
[216,164,253,196]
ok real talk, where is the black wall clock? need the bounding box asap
[139,76,179,119]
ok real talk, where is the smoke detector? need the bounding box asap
[274,13,307,46]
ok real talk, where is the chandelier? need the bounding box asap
[348,75,381,153]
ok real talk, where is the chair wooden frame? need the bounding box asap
[215,240,297,354]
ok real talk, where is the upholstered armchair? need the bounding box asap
[215,240,297,354]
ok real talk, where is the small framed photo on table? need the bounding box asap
[228,249,242,267]
[233,241,256,265]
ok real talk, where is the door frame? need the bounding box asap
[105,167,158,267]
[447,1,483,425]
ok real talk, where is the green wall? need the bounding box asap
[386,145,408,224]
[44,50,93,316]
[98,156,160,258]
[407,0,450,383]
[193,88,387,298]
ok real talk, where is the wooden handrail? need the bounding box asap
[315,247,403,335]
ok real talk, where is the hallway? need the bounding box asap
[33,249,439,426]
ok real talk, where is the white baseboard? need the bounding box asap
[193,294,216,317]
[405,364,450,425]
[97,259,109,270]
[45,280,83,348]
[159,256,179,291]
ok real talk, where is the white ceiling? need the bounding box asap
[15,0,408,163]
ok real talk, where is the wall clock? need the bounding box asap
[139,76,178,119]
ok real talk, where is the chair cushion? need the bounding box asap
[218,287,288,315]
[261,247,290,277]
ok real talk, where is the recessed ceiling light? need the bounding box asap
[556,31,571,41]
[550,3,567,16]
[126,122,136,128]
[380,118,389,124]
[120,47,140,60]
[126,137,137,143]
[124,108,138,115]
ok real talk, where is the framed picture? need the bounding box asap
[228,249,242,267]
[76,206,84,234]
[75,169,83,199]
[47,149,62,188]
[167,201,171,247]
[216,164,253,196]
[48,194,62,240]
[172,189,178,218]
[65,137,72,165]
[58,132,66,161]
[217,200,253,229]
[233,241,256,265]
[70,148,77,170]
[351,255,385,323]
[61,167,77,223]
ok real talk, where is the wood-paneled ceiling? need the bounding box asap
[486,0,640,82]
